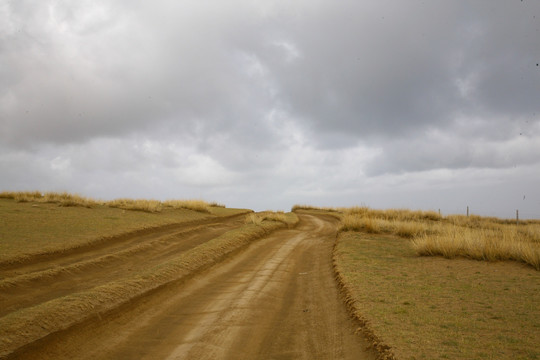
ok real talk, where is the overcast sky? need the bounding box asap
[1,1,539,218]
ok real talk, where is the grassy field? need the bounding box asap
[330,206,540,360]
[0,195,247,264]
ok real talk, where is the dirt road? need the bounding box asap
[5,214,375,359]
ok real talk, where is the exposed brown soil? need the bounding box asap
[0,214,247,317]
[3,214,375,359]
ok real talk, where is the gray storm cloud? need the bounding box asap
[1,0,539,217]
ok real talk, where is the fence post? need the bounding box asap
[516,209,519,226]
[467,206,469,217]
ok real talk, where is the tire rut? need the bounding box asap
[0,215,246,317]
[8,214,376,360]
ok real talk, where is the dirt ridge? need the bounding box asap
[0,212,251,270]
[5,213,373,360]
[0,219,290,359]
[0,216,252,318]
[332,233,397,360]
[0,224,212,290]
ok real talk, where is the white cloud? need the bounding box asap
[1,0,540,217]
[272,40,301,63]
[50,156,71,171]
[174,154,238,187]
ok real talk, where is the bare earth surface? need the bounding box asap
[0,214,247,317]
[3,214,374,359]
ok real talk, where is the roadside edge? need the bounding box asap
[332,232,397,360]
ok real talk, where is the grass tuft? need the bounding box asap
[291,204,339,212]
[412,226,540,270]
[106,198,163,213]
[163,199,212,213]
[0,191,223,214]
[0,191,99,208]
[338,206,540,270]
[245,213,263,226]
[208,201,226,208]
[245,211,299,228]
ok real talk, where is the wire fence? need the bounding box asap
[438,207,540,221]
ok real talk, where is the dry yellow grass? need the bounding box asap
[0,191,42,201]
[106,198,163,212]
[0,191,99,208]
[291,204,340,212]
[291,205,344,221]
[339,213,436,238]
[163,199,212,213]
[338,206,540,270]
[343,206,441,221]
[245,213,263,226]
[208,201,226,208]
[245,211,299,228]
[0,191,222,214]
[260,211,287,223]
[412,225,540,270]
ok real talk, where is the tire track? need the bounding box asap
[0,214,246,317]
[9,214,376,360]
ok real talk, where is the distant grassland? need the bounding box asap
[0,192,246,264]
[0,191,224,213]
[312,205,540,360]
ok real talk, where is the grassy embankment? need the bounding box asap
[294,205,540,360]
[0,191,235,264]
[0,192,298,357]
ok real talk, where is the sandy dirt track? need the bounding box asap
[5,214,375,359]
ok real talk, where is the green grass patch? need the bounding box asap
[0,198,249,264]
[334,231,540,360]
